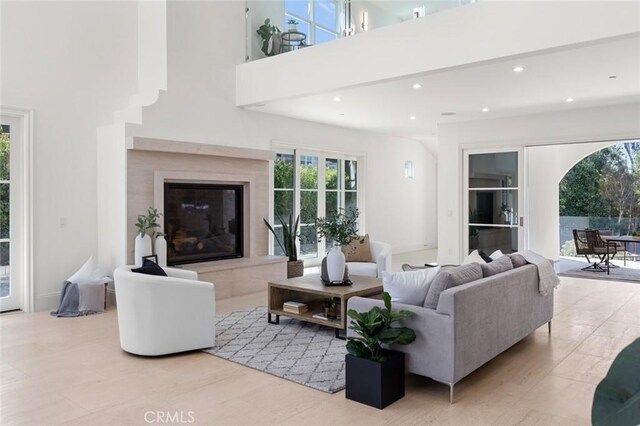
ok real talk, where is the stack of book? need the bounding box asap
[283,301,308,314]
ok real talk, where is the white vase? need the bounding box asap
[326,245,346,282]
[155,234,167,268]
[134,234,152,266]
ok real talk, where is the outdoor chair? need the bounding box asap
[572,229,617,274]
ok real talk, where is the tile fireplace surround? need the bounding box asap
[125,138,286,299]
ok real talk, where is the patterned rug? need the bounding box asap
[202,306,347,393]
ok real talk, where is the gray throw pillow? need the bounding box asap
[423,263,483,309]
[508,253,528,268]
[480,255,513,277]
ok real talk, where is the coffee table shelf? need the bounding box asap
[267,274,383,338]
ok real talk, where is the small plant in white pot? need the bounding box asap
[287,18,298,32]
[264,214,303,278]
[134,207,161,266]
[314,208,359,283]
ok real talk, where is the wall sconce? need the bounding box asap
[413,6,426,18]
[404,160,415,179]
[361,11,368,31]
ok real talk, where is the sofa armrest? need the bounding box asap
[346,296,455,383]
[370,241,392,275]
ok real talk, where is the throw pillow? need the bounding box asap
[480,255,514,277]
[462,250,487,265]
[132,258,168,277]
[424,263,483,309]
[342,234,373,263]
[478,250,493,263]
[67,256,105,285]
[490,250,504,260]
[508,253,528,268]
[382,267,441,306]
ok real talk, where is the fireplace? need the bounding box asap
[164,182,243,265]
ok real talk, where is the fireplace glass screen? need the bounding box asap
[164,183,243,265]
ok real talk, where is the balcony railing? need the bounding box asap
[246,0,476,62]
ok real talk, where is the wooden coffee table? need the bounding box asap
[267,274,383,338]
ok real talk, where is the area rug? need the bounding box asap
[202,306,346,393]
[559,265,640,283]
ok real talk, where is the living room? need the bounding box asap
[1,0,640,425]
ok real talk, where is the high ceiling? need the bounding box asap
[248,35,640,141]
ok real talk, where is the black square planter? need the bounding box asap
[345,351,405,409]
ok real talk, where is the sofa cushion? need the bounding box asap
[383,267,441,306]
[508,253,528,268]
[462,250,487,265]
[424,263,483,309]
[342,234,373,263]
[480,255,513,277]
[346,262,377,277]
[132,258,167,277]
[478,250,493,263]
[490,250,504,260]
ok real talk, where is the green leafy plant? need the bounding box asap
[346,292,416,362]
[256,18,280,57]
[264,214,300,262]
[287,19,299,25]
[135,207,162,238]
[347,291,416,362]
[314,208,360,246]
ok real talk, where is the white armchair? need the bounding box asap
[346,240,392,278]
[113,266,215,356]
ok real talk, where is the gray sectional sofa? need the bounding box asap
[347,263,553,403]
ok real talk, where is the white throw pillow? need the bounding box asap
[490,250,504,260]
[67,256,105,285]
[462,250,487,265]
[382,267,441,306]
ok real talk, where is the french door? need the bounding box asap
[0,116,22,311]
[463,148,525,257]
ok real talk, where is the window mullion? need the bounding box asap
[293,150,302,260]
[318,153,326,258]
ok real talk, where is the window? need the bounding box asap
[0,126,9,300]
[272,149,361,264]
[285,0,339,45]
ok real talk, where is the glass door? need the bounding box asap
[0,117,20,311]
[463,148,525,257]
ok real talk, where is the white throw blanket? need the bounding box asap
[518,250,560,296]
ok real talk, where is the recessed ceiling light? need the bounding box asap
[412,83,422,89]
[440,112,456,116]
[482,108,489,112]
[333,96,341,102]
[565,97,574,103]
[513,66,524,73]
[608,75,617,79]
[409,116,416,120]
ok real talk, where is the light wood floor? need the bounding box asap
[2,275,639,425]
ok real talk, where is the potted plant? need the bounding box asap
[256,18,280,57]
[323,298,337,319]
[264,214,304,278]
[287,18,298,32]
[314,208,359,283]
[345,292,416,409]
[134,207,162,266]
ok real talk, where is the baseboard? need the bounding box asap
[35,292,61,312]
[393,242,438,254]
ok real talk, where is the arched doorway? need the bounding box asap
[558,140,640,269]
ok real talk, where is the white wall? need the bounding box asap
[1,1,138,310]
[437,102,640,265]
[237,0,640,105]
[127,1,436,256]
[527,141,614,259]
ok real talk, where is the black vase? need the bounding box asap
[345,350,405,409]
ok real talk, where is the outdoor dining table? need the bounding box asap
[601,235,640,266]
